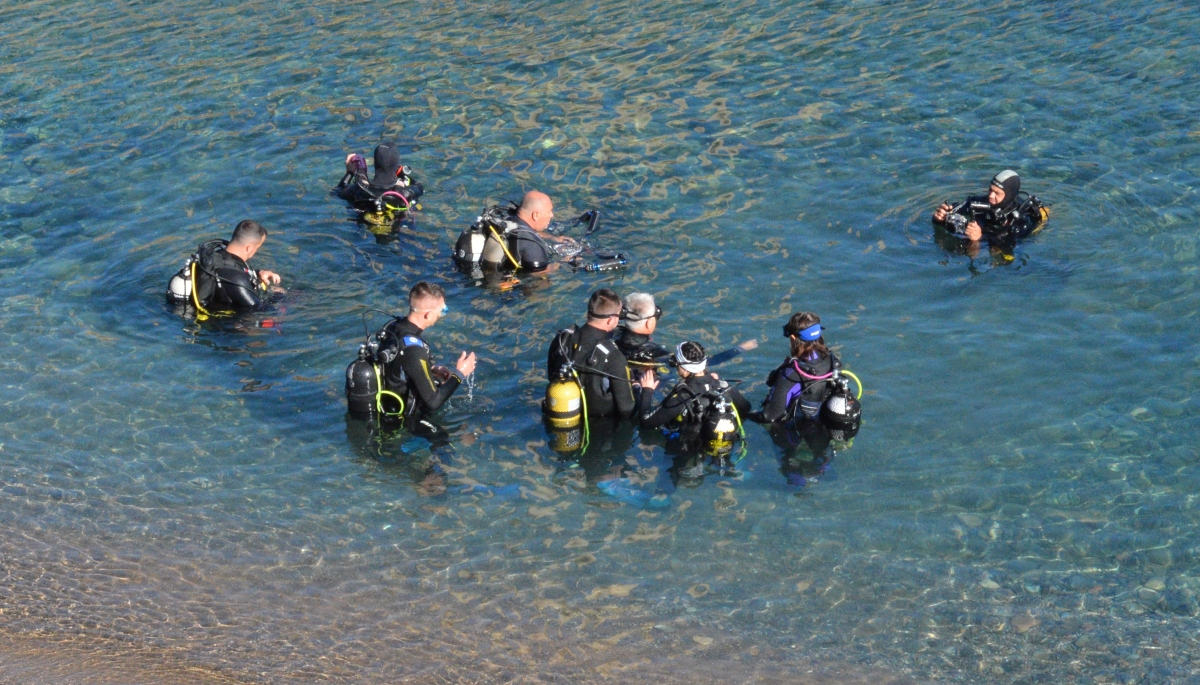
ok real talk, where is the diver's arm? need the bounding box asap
[214,267,263,309]
[709,347,744,367]
[401,346,461,412]
[638,387,687,429]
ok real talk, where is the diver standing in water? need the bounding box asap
[637,341,751,442]
[749,311,861,434]
[456,191,578,274]
[545,289,637,420]
[380,282,477,423]
[166,220,283,312]
[345,282,477,439]
[932,170,1049,252]
[335,143,423,226]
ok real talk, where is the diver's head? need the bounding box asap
[407,281,447,330]
[517,190,554,232]
[673,341,707,377]
[371,143,402,187]
[989,170,1020,208]
[622,292,660,335]
[227,220,268,261]
[586,288,623,332]
[783,311,828,360]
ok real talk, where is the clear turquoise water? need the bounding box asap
[2,0,1199,682]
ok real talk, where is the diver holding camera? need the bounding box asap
[932,170,1049,252]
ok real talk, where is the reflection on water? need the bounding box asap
[2,0,1200,681]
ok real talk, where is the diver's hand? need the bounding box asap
[639,370,659,391]
[964,221,982,241]
[933,202,952,222]
[257,270,281,285]
[737,339,758,352]
[455,351,477,377]
[345,153,365,174]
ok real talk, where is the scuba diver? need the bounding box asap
[334,143,424,228]
[614,292,758,376]
[748,311,862,438]
[543,289,637,452]
[636,341,751,460]
[166,220,283,313]
[455,191,607,279]
[932,170,1050,253]
[344,282,476,439]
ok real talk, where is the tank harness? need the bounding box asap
[345,312,413,421]
[662,381,747,460]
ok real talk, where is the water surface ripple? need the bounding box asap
[2,0,1199,682]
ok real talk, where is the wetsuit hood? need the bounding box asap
[991,170,1020,211]
[370,144,402,189]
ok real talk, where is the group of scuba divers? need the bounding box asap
[166,142,1050,490]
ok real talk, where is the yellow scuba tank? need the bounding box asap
[544,377,582,428]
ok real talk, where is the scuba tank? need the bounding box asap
[543,328,587,454]
[820,373,861,439]
[344,325,403,418]
[701,394,740,457]
[345,357,380,416]
[544,374,582,429]
[543,374,584,455]
[166,257,194,304]
[166,239,225,308]
[362,189,416,227]
[456,204,519,268]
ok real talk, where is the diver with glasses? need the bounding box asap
[614,292,758,377]
[545,288,637,421]
[376,282,477,424]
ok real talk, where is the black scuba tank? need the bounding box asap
[346,358,380,416]
[700,393,740,457]
[820,376,861,436]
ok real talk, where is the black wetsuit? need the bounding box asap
[381,318,463,420]
[754,351,838,423]
[638,374,750,431]
[483,217,553,271]
[936,194,1045,252]
[193,239,267,310]
[546,324,636,418]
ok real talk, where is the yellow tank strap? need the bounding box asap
[570,370,589,454]
[373,364,405,418]
[488,224,521,270]
[189,261,211,321]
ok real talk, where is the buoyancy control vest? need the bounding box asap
[166,239,264,311]
[779,352,839,420]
